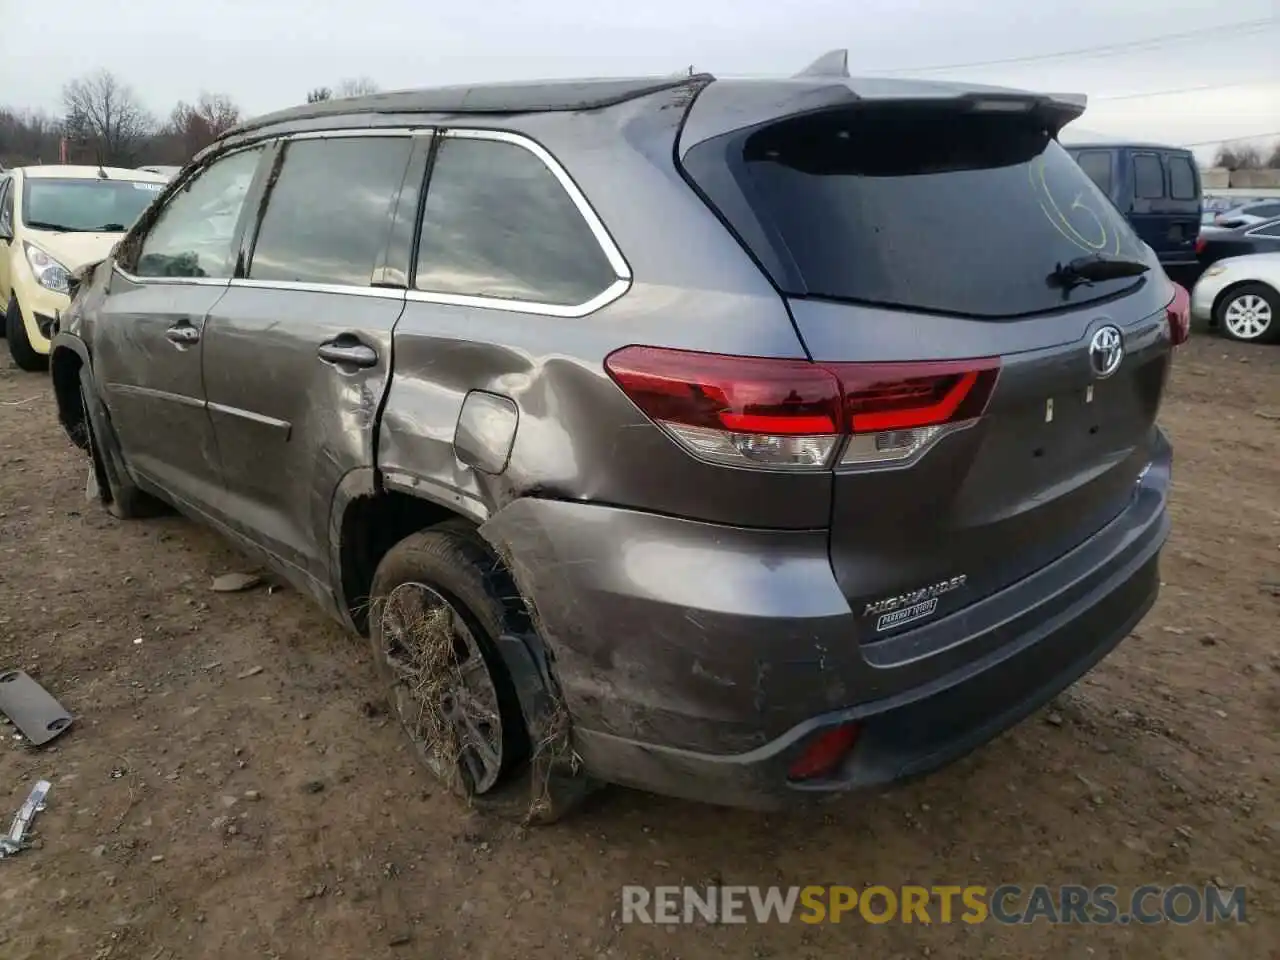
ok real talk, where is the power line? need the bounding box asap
[1097,78,1279,101]
[876,17,1277,75]
[1179,131,1280,147]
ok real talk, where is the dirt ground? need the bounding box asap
[0,331,1276,960]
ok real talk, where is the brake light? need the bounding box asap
[1194,235,1207,255]
[604,346,1000,471]
[1166,282,1191,346]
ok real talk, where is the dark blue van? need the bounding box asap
[1064,142,1202,268]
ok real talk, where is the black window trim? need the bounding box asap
[1132,151,1166,200]
[405,128,632,318]
[113,142,272,288]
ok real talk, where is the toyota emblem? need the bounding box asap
[1089,326,1124,379]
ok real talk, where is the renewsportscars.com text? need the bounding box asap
[620,884,1246,926]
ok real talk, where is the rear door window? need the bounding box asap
[413,136,618,307]
[248,136,413,287]
[1074,150,1113,195]
[1245,202,1280,218]
[1133,153,1165,200]
[1166,155,1197,200]
[1248,220,1280,239]
[692,106,1146,319]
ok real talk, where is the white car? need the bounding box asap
[1190,252,1280,344]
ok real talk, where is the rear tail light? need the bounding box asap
[604,346,1000,471]
[1194,235,1207,255]
[1165,282,1191,346]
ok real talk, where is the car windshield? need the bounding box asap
[21,177,164,233]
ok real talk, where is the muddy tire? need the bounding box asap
[368,524,593,824]
[78,370,165,520]
[6,296,46,372]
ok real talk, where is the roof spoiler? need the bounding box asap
[795,49,850,79]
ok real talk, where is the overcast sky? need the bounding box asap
[2,0,1276,160]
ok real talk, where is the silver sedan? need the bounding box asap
[1190,252,1280,344]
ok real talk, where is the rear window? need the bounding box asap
[1133,154,1165,199]
[1073,150,1113,195]
[1167,155,1197,200]
[692,107,1148,319]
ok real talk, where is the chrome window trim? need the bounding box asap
[405,276,631,318]
[402,128,632,316]
[122,126,634,316]
[112,263,229,287]
[227,278,407,300]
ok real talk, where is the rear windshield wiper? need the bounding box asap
[1049,254,1150,291]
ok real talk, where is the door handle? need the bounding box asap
[165,322,200,346]
[317,337,378,369]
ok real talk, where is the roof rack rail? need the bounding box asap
[794,49,850,79]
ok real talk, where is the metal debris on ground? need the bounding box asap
[0,780,51,858]
[0,670,74,746]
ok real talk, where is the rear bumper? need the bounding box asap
[482,431,1172,810]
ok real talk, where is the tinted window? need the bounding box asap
[136,148,263,279]
[1167,155,1197,200]
[697,107,1146,319]
[1133,154,1165,199]
[1249,220,1280,239]
[1245,202,1280,218]
[248,137,412,287]
[1074,150,1113,195]
[414,137,617,306]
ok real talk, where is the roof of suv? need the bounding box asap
[225,71,1088,141]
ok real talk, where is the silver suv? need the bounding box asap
[50,54,1187,821]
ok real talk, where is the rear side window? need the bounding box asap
[1133,154,1165,199]
[413,137,617,307]
[1074,150,1113,195]
[249,136,412,287]
[1247,202,1280,218]
[1249,220,1280,239]
[687,106,1146,319]
[1166,155,1197,200]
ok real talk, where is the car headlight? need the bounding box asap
[1202,264,1227,278]
[23,242,71,295]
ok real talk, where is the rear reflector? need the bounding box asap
[604,346,999,470]
[1166,282,1191,346]
[788,723,860,781]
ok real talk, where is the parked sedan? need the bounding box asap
[1213,199,1280,229]
[1197,217,1280,267]
[1190,251,1280,343]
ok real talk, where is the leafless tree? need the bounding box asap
[1213,143,1263,171]
[1268,142,1280,170]
[306,87,333,103]
[335,77,380,98]
[62,70,154,165]
[163,92,242,159]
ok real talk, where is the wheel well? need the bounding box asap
[1212,279,1278,323]
[50,348,89,451]
[339,490,476,634]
